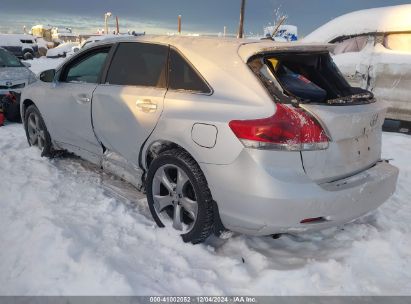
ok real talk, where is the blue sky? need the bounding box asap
[0,0,410,36]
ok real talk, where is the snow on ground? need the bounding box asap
[0,123,410,296]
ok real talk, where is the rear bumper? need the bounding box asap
[201,150,398,236]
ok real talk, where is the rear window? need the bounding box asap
[248,52,373,105]
[106,42,168,87]
[168,49,211,93]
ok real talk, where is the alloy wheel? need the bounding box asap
[27,112,46,151]
[152,164,198,233]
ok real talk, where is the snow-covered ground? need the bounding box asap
[0,124,410,295]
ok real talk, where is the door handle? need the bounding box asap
[76,96,91,104]
[136,99,157,113]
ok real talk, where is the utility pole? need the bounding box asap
[237,0,246,38]
[178,15,182,34]
[104,12,112,35]
[116,16,120,34]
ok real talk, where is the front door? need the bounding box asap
[92,42,169,164]
[46,46,112,156]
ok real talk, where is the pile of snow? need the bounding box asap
[0,122,410,295]
[304,4,411,43]
[36,38,53,50]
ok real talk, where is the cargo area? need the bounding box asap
[248,51,374,105]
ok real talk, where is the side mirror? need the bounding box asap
[39,69,56,83]
[22,61,31,68]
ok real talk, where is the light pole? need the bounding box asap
[237,0,246,38]
[104,12,112,35]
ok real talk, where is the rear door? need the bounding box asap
[92,42,169,164]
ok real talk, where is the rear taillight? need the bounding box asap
[229,103,329,151]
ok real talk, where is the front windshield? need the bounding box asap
[0,49,23,67]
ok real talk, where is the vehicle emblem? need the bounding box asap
[370,113,379,127]
[6,81,12,87]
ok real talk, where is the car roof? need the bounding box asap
[91,35,331,62]
[304,4,411,43]
[78,35,331,105]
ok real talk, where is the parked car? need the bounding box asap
[0,34,39,60]
[46,42,80,58]
[304,4,411,124]
[0,47,36,103]
[20,36,398,244]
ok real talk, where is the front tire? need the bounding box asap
[23,52,34,60]
[24,105,52,156]
[146,148,214,244]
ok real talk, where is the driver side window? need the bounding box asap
[62,47,110,84]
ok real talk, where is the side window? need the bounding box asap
[168,49,211,93]
[333,35,368,55]
[106,42,168,87]
[62,47,109,83]
[384,33,411,52]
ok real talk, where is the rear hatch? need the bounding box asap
[242,42,386,183]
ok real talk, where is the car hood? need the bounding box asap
[0,66,33,81]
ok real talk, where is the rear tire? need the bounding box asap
[24,105,52,157]
[146,148,214,244]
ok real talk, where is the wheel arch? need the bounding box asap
[144,139,193,170]
[21,99,35,119]
[142,139,228,236]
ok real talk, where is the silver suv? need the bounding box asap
[20,36,398,244]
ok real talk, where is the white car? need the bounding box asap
[304,4,411,123]
[0,34,38,60]
[46,42,80,58]
[20,36,398,244]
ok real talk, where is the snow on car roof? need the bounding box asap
[94,35,331,62]
[304,4,411,43]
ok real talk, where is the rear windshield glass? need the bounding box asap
[249,52,372,104]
